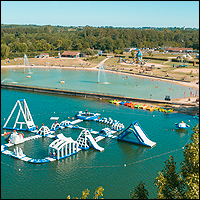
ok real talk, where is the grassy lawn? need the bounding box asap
[104,57,119,66]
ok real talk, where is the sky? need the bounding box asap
[1,1,199,28]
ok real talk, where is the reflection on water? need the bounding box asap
[175,128,189,136]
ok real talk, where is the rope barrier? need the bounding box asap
[1,143,190,172]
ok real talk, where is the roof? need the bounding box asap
[166,47,193,51]
[61,51,80,56]
[40,53,49,55]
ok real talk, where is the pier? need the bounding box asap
[1,83,197,106]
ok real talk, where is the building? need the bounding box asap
[79,53,86,57]
[165,47,193,53]
[98,50,102,56]
[61,51,80,58]
[39,53,49,58]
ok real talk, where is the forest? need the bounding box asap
[1,24,199,59]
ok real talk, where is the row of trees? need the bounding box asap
[1,24,199,59]
[67,124,199,199]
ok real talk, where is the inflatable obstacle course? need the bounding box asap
[2,100,157,164]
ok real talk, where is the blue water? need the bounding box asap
[1,88,198,199]
[1,67,199,100]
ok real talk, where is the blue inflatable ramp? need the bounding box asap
[117,121,156,147]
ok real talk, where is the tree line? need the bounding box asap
[1,24,199,59]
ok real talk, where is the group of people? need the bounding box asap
[49,151,57,158]
[4,129,24,143]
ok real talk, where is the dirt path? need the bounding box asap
[93,56,112,68]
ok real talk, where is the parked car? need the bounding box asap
[165,95,171,101]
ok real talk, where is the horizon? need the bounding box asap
[1,1,199,28]
[1,23,198,29]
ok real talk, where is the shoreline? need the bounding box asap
[1,64,199,90]
[1,64,199,115]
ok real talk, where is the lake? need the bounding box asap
[1,67,199,100]
[1,87,198,199]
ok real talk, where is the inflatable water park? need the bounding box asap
[1,99,158,164]
[175,121,190,129]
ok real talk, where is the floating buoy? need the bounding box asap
[19,169,21,171]
[124,164,126,167]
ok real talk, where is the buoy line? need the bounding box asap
[0,145,188,172]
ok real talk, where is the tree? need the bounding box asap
[1,44,10,59]
[82,41,90,50]
[67,186,104,199]
[131,50,135,58]
[93,186,104,199]
[85,48,94,55]
[114,49,120,55]
[119,49,124,54]
[1,25,199,57]
[154,124,199,199]
[180,124,199,199]
[130,181,149,199]
[154,155,185,199]
[42,43,51,51]
[131,124,199,199]
[61,39,72,50]
[147,51,153,57]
